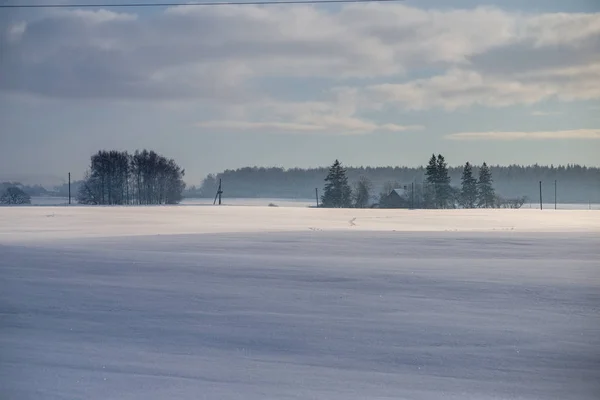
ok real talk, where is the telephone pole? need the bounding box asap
[539,181,543,210]
[68,172,71,205]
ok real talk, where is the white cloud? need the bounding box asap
[6,22,27,44]
[196,95,424,134]
[61,9,138,24]
[1,3,599,131]
[530,110,561,116]
[524,12,600,47]
[363,61,600,110]
[445,129,600,141]
[196,118,423,134]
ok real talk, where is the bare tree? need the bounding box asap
[353,176,373,208]
[77,149,186,205]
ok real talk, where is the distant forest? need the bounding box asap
[187,164,600,204]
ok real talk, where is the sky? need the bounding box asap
[0,0,599,186]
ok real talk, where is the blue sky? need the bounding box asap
[0,0,599,185]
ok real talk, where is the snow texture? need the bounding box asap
[1,207,599,399]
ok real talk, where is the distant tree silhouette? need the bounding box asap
[460,162,478,208]
[425,154,438,185]
[1,181,48,197]
[353,176,373,208]
[0,186,31,205]
[477,162,495,208]
[193,164,600,205]
[436,155,453,208]
[77,149,186,205]
[321,160,352,208]
[424,154,452,208]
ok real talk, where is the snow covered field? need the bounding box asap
[1,207,599,399]
[23,196,600,209]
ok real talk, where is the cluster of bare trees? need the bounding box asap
[77,150,186,205]
[0,185,31,205]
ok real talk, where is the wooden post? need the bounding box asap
[68,172,71,205]
[213,179,223,205]
[315,188,319,208]
[539,181,543,210]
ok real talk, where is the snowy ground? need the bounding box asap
[1,207,599,399]
[22,196,600,209]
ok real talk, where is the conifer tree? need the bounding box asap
[477,162,495,208]
[424,154,452,208]
[460,162,478,208]
[436,154,452,208]
[425,154,438,185]
[424,154,439,208]
[321,159,352,208]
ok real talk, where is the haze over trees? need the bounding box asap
[192,163,599,205]
[318,157,516,209]
[77,150,186,205]
[0,186,31,205]
[353,176,373,208]
[1,181,48,198]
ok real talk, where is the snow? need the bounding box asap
[1,206,599,399]
[1,207,599,244]
[23,196,600,209]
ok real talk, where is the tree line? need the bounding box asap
[191,163,600,204]
[0,182,31,205]
[320,156,527,209]
[421,155,500,209]
[77,150,186,205]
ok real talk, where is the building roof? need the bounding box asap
[391,188,408,196]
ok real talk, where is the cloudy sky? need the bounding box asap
[1,0,599,185]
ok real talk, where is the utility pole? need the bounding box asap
[539,181,543,210]
[213,179,223,205]
[218,179,222,205]
[315,188,319,208]
[68,172,71,205]
[411,182,415,209]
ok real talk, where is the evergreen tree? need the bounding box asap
[424,154,439,208]
[425,154,438,185]
[477,162,495,208]
[424,154,452,208]
[460,162,478,208]
[321,159,352,208]
[436,154,452,208]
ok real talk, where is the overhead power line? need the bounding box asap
[0,0,404,9]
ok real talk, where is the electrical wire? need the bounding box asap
[0,0,404,9]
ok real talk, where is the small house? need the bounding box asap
[379,187,410,208]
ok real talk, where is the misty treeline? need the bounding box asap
[1,181,48,197]
[319,157,510,209]
[77,150,186,205]
[189,163,600,204]
[0,182,31,205]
